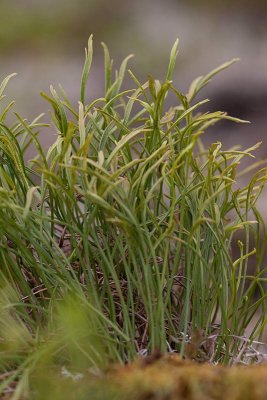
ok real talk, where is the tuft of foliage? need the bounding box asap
[0,37,266,398]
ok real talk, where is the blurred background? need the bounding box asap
[0,0,267,206]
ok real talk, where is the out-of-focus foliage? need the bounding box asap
[0,0,131,54]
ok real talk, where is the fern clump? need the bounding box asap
[0,36,266,398]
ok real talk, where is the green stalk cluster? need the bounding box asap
[0,36,266,398]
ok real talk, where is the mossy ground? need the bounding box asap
[23,355,267,400]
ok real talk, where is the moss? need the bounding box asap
[29,354,267,399]
[84,355,267,400]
